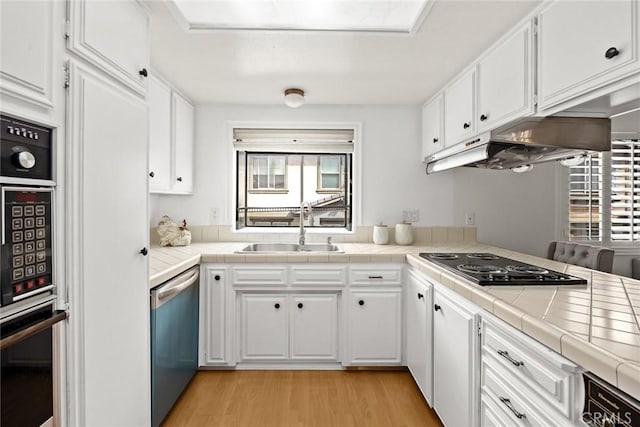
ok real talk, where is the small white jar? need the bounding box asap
[373,224,389,245]
[395,222,413,245]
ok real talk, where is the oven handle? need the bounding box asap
[0,310,67,350]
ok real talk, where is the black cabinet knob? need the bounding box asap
[480,114,488,121]
[433,138,438,143]
[434,304,441,311]
[149,171,155,178]
[139,68,148,77]
[214,275,221,281]
[463,122,471,129]
[297,303,303,309]
[417,293,424,300]
[139,247,148,256]
[605,47,620,59]
[177,177,183,182]
[274,303,280,309]
[358,300,365,306]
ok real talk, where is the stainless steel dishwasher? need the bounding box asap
[150,265,199,427]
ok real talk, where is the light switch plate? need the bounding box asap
[401,209,419,223]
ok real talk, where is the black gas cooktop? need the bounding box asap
[419,252,587,286]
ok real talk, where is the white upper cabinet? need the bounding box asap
[421,93,444,161]
[148,75,172,192]
[0,1,54,109]
[148,74,194,195]
[67,0,150,96]
[476,21,534,133]
[444,68,475,147]
[537,0,640,111]
[172,92,194,194]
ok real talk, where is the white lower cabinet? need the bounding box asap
[200,266,234,366]
[405,268,433,405]
[433,286,481,427]
[346,289,402,365]
[239,293,339,362]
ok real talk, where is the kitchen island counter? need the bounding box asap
[149,241,640,398]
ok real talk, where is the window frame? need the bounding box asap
[247,154,289,194]
[316,155,345,193]
[228,121,362,234]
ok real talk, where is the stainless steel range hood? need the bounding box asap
[425,117,611,174]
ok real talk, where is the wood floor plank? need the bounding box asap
[162,370,443,427]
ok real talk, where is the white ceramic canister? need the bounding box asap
[373,224,389,245]
[395,222,413,245]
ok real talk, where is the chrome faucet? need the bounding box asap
[299,201,312,246]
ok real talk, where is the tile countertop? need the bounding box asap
[149,242,640,399]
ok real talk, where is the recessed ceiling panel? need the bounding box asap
[170,0,431,33]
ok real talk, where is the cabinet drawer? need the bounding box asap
[481,363,566,427]
[231,265,287,287]
[482,317,581,418]
[290,265,346,286]
[349,265,402,286]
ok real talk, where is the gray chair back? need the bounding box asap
[547,241,614,273]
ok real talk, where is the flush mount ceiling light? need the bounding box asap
[284,88,305,108]
[168,0,433,33]
[511,164,533,173]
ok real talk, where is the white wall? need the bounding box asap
[452,163,558,258]
[151,104,456,229]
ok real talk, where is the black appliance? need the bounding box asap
[1,115,52,181]
[0,302,66,427]
[419,252,588,286]
[583,372,639,427]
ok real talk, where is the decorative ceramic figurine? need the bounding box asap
[395,222,413,245]
[157,215,192,247]
[373,223,389,245]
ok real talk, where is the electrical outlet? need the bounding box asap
[210,208,219,225]
[465,212,475,226]
[401,209,419,223]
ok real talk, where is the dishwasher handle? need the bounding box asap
[152,267,199,309]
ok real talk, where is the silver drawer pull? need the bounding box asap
[497,350,523,367]
[368,275,383,279]
[499,397,526,419]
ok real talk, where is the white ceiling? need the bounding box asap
[146,0,542,106]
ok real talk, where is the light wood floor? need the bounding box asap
[162,370,444,427]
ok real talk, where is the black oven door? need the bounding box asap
[0,304,66,427]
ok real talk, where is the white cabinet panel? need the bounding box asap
[148,75,172,192]
[405,269,433,405]
[538,0,640,110]
[290,294,338,360]
[0,1,54,108]
[433,288,479,427]
[201,266,234,366]
[444,68,475,147]
[477,22,534,132]
[68,0,149,95]
[349,264,403,286]
[421,94,444,161]
[346,289,402,365]
[231,265,288,287]
[240,294,288,360]
[290,264,346,286]
[66,60,149,426]
[172,92,194,194]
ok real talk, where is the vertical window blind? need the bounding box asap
[568,140,640,243]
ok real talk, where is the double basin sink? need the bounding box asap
[236,242,343,253]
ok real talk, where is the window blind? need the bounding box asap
[610,140,640,241]
[233,128,354,153]
[568,153,603,241]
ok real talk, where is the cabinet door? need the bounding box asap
[201,267,234,366]
[477,22,534,133]
[347,289,402,365]
[421,94,443,161]
[148,75,172,192]
[444,68,475,146]
[433,290,478,427]
[66,60,149,427]
[0,1,54,108]
[290,294,338,361]
[68,0,149,95]
[405,271,432,405]
[172,92,194,194]
[240,294,288,360]
[538,0,640,110]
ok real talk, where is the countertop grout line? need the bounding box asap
[620,276,640,333]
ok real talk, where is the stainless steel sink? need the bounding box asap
[237,242,343,253]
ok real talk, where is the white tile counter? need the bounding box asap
[149,241,640,398]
